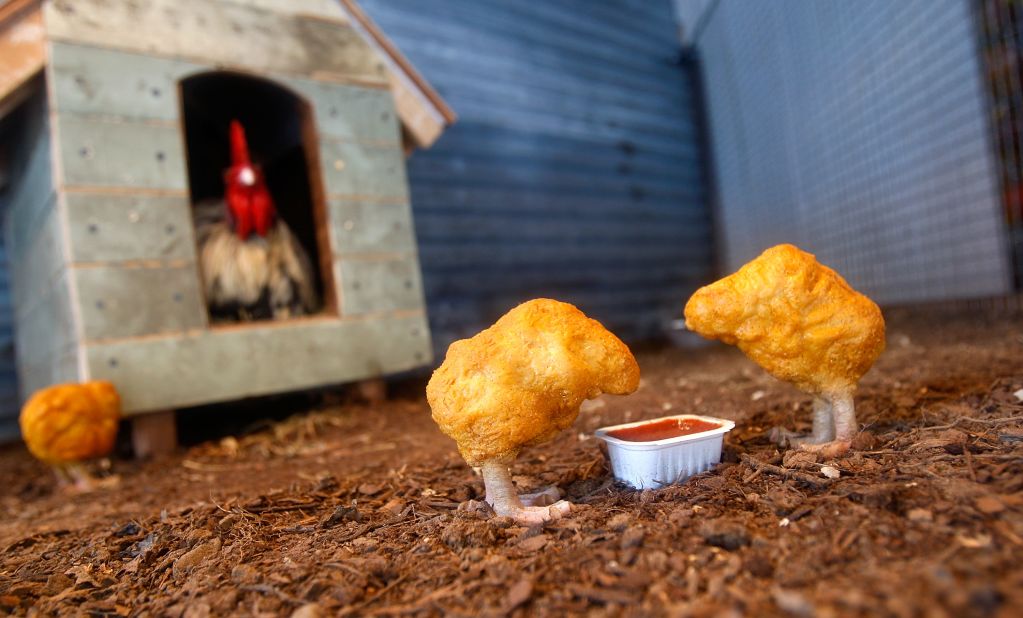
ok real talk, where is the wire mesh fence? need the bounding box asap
[692,0,1021,304]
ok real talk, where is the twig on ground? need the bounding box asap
[366,581,479,617]
[919,415,1023,432]
[964,448,977,482]
[332,513,409,544]
[337,573,411,616]
[241,584,300,605]
[740,454,832,490]
[243,502,321,515]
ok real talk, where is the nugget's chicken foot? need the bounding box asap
[481,460,571,524]
[55,462,119,493]
[770,393,854,457]
[799,391,855,457]
[54,462,97,492]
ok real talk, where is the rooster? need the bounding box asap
[195,120,319,322]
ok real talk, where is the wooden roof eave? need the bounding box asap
[0,0,453,152]
[0,0,45,122]
[336,0,456,152]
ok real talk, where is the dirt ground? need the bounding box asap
[1,306,1022,617]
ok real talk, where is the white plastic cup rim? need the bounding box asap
[594,414,736,451]
[594,413,736,489]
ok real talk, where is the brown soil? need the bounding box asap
[1,308,1022,617]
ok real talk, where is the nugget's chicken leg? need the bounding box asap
[810,395,836,443]
[60,462,97,492]
[684,244,884,459]
[790,393,855,458]
[54,461,119,493]
[481,460,571,524]
[771,391,854,456]
[428,299,640,525]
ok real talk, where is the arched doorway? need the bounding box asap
[179,71,334,321]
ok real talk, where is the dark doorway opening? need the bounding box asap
[179,71,334,320]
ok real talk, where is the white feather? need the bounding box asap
[196,202,318,318]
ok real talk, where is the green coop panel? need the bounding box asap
[2,0,448,417]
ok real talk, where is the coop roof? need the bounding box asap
[0,0,44,121]
[336,0,456,150]
[0,0,454,149]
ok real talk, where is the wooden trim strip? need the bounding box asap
[61,186,190,197]
[83,328,207,346]
[48,111,180,128]
[43,34,391,90]
[70,259,194,270]
[294,11,351,27]
[80,308,426,345]
[308,70,390,90]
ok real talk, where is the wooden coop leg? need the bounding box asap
[355,378,387,405]
[131,410,178,459]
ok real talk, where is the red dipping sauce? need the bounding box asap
[607,417,721,442]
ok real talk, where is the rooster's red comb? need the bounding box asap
[229,120,251,167]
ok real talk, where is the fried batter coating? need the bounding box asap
[685,244,884,394]
[427,298,640,466]
[684,245,885,456]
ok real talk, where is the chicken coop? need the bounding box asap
[0,0,454,439]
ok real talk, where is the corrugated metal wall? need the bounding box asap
[0,87,47,442]
[0,238,17,441]
[359,0,714,348]
[694,0,1013,303]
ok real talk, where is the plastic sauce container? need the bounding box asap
[595,414,735,489]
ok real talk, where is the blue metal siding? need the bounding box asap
[360,0,714,348]
[0,87,52,442]
[0,239,17,442]
[695,0,1012,303]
